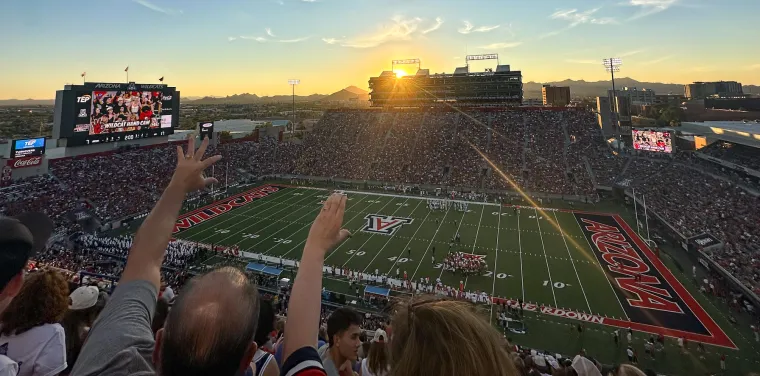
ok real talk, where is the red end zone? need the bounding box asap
[611,214,735,349]
[172,184,286,234]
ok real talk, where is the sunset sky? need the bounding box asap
[1,0,758,99]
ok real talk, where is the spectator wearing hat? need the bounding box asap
[0,213,54,315]
[0,269,69,376]
[61,286,105,375]
[360,329,389,376]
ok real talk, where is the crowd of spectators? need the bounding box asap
[5,129,751,375]
[700,140,760,171]
[624,161,760,294]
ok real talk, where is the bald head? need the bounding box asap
[158,267,259,376]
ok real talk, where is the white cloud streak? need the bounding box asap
[550,8,617,27]
[477,42,523,50]
[322,16,423,48]
[132,0,179,15]
[265,28,276,37]
[279,36,310,43]
[422,17,444,34]
[458,21,500,34]
[238,36,268,42]
[626,0,678,20]
[618,49,645,57]
[641,55,674,65]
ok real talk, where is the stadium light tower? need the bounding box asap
[288,79,300,138]
[602,58,622,131]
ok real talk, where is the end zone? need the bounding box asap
[573,212,735,349]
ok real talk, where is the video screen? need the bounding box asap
[199,121,214,139]
[64,83,177,146]
[632,129,672,153]
[11,137,46,158]
[75,90,170,135]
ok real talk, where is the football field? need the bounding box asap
[171,184,735,351]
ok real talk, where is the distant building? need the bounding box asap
[685,81,743,100]
[655,94,687,106]
[609,87,656,105]
[541,85,571,106]
[522,98,543,106]
[596,96,613,135]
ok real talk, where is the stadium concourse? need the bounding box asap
[2,108,760,375]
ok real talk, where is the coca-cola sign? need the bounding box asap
[11,156,42,169]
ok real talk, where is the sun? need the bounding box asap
[393,69,408,78]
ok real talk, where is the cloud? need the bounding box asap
[279,36,310,43]
[265,28,276,37]
[565,59,598,64]
[322,16,423,48]
[641,55,674,65]
[550,8,617,27]
[618,49,644,57]
[625,0,678,20]
[228,36,238,42]
[301,0,318,2]
[477,42,523,50]
[458,21,500,34]
[422,17,444,34]
[132,0,179,15]
[537,29,566,40]
[239,36,268,42]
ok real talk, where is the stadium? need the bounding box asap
[2,57,760,376]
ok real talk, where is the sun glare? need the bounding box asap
[393,69,408,78]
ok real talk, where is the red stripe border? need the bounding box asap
[612,214,736,349]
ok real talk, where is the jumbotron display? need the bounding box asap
[632,129,673,153]
[10,137,46,158]
[54,82,179,146]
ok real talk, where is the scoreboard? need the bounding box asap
[54,82,179,146]
[11,137,46,158]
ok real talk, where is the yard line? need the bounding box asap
[572,212,630,320]
[323,196,400,262]
[199,190,322,245]
[182,187,298,239]
[489,205,502,324]
[265,194,370,258]
[408,207,450,281]
[339,198,412,267]
[380,202,431,275]
[517,208,525,303]
[240,199,328,251]
[435,208,468,280]
[533,208,558,307]
[361,199,424,273]
[553,211,592,314]
[463,204,486,289]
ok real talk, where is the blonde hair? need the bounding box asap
[389,296,518,376]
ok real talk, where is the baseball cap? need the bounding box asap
[371,329,387,343]
[0,212,54,290]
[69,286,100,310]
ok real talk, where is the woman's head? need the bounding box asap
[367,329,390,375]
[0,269,69,336]
[389,296,518,376]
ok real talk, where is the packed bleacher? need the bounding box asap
[699,140,760,171]
[3,109,759,375]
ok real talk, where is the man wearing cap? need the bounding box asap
[0,212,54,315]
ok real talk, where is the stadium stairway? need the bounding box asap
[582,156,599,187]
[521,114,529,171]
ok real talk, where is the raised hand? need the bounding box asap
[305,192,351,255]
[170,136,222,194]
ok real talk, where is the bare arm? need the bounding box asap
[120,137,221,290]
[283,193,350,362]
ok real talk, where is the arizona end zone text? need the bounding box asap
[574,212,735,348]
[172,185,285,234]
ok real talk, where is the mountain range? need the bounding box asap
[1,80,757,106]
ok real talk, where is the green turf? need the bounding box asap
[174,184,760,375]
